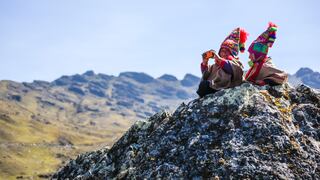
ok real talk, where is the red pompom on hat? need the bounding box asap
[239,28,249,53]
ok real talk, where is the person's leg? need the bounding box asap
[264,79,281,86]
[197,80,218,98]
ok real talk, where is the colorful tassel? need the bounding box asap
[248,60,254,67]
[268,38,276,42]
[269,27,277,32]
[269,34,276,39]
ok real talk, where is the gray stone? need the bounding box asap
[53,83,320,179]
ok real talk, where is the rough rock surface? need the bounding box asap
[53,83,320,179]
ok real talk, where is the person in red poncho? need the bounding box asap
[197,27,249,98]
[245,22,288,86]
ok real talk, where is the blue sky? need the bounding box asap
[0,0,319,82]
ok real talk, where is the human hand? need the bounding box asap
[209,49,216,58]
[202,50,215,59]
[202,50,215,64]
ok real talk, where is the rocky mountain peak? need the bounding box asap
[53,83,320,179]
[295,67,314,77]
[82,70,95,76]
[293,67,320,89]
[158,74,178,82]
[181,73,201,87]
[119,72,155,83]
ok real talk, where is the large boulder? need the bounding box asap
[53,83,320,179]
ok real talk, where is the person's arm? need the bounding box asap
[201,50,215,74]
[201,59,210,80]
[214,55,233,75]
[201,50,215,80]
[201,61,209,74]
[219,60,233,75]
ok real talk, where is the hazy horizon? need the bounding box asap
[0,67,317,84]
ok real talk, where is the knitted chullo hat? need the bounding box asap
[248,22,278,61]
[220,27,249,58]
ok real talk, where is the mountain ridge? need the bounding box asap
[0,67,319,178]
[0,70,199,179]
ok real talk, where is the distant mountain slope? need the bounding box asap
[0,67,319,178]
[0,71,199,179]
[288,68,320,89]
